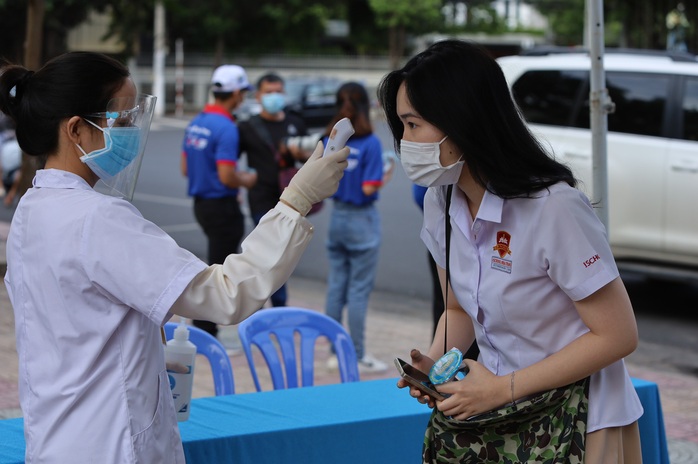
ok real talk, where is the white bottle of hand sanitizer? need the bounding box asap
[165,320,196,421]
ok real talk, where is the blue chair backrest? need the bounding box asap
[237,307,359,391]
[164,322,235,396]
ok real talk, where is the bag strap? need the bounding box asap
[444,184,453,355]
[248,115,276,150]
[248,115,295,169]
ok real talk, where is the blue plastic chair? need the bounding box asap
[237,307,360,391]
[164,322,235,396]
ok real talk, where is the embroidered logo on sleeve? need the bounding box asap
[491,231,513,274]
[583,254,601,268]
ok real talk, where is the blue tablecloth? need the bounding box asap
[632,377,671,464]
[0,377,670,463]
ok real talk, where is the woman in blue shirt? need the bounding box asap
[324,82,388,373]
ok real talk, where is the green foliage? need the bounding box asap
[528,0,585,45]
[160,0,342,55]
[0,0,116,62]
[368,0,442,32]
[443,2,507,35]
[3,0,698,63]
[347,0,386,55]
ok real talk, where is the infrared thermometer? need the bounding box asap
[323,117,355,157]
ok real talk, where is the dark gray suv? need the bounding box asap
[283,77,343,129]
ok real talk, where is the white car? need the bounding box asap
[498,49,698,276]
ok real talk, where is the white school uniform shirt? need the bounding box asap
[421,182,643,432]
[5,169,207,463]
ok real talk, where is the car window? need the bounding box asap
[574,72,670,137]
[681,77,698,141]
[606,73,669,137]
[285,81,305,102]
[305,83,337,106]
[511,70,587,127]
[513,68,673,138]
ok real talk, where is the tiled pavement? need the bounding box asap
[1,220,697,462]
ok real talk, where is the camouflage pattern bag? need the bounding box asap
[422,377,590,464]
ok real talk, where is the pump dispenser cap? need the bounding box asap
[174,323,190,342]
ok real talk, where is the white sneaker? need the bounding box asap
[358,354,388,373]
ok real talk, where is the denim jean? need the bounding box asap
[325,202,381,360]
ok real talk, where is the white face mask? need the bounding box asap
[399,136,464,187]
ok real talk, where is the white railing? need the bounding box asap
[129,55,394,114]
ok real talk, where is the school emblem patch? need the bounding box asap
[493,231,512,258]
[491,231,513,273]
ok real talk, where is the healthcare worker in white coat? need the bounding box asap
[0,52,348,464]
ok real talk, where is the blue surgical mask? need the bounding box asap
[77,119,141,179]
[261,93,286,114]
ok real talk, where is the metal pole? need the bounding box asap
[175,39,184,118]
[588,0,613,231]
[153,1,166,117]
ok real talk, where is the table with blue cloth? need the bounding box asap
[0,377,670,463]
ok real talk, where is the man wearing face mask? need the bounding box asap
[181,64,258,337]
[238,73,311,307]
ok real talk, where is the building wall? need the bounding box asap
[66,9,124,54]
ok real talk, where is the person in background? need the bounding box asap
[0,51,348,463]
[324,81,392,374]
[378,39,642,461]
[667,2,689,52]
[181,64,258,338]
[238,72,312,307]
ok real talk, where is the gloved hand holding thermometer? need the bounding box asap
[280,118,353,215]
[322,117,355,157]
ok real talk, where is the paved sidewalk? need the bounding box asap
[1,220,697,462]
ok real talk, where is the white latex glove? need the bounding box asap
[280,141,349,215]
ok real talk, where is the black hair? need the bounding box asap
[377,39,576,198]
[211,89,234,100]
[325,81,372,137]
[256,73,284,89]
[0,51,129,158]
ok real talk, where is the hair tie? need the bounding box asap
[10,70,35,99]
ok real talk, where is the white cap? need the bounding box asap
[174,323,190,342]
[210,64,253,93]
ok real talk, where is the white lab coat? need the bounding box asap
[5,169,313,463]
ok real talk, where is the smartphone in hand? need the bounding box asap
[394,357,446,401]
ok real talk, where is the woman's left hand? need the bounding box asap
[434,359,510,420]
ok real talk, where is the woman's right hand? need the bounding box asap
[397,349,438,408]
[280,141,349,215]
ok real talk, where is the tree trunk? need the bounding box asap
[24,0,44,69]
[214,36,224,68]
[388,25,401,70]
[396,25,406,68]
[17,0,45,200]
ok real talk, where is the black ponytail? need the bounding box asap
[0,52,129,157]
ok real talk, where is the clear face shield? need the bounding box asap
[78,94,157,201]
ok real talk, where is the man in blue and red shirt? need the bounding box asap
[181,64,257,337]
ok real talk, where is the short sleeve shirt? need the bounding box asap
[182,104,240,199]
[421,182,643,432]
[238,113,308,215]
[329,134,383,206]
[5,169,207,462]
